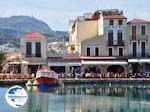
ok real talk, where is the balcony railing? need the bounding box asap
[129,35,148,41]
[107,40,125,46]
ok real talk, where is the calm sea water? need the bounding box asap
[1,84,150,112]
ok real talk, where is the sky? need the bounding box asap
[0,0,150,31]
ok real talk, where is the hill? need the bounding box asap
[0,16,68,46]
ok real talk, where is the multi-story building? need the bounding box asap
[20,32,47,74]
[69,9,128,75]
[19,9,150,77]
[127,19,150,73]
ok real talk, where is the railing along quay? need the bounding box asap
[59,78,150,85]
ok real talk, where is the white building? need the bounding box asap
[127,19,150,73]
[68,9,128,75]
[19,9,150,76]
[20,32,47,74]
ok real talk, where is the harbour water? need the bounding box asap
[1,84,150,112]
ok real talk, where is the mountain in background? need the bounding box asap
[0,16,68,46]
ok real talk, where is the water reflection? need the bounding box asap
[25,84,150,112]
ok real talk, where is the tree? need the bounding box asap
[0,50,7,72]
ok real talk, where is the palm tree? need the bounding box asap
[0,50,7,72]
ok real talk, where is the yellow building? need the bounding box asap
[69,9,129,75]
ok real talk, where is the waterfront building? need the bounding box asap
[127,19,150,74]
[19,9,150,76]
[69,9,128,75]
[20,32,47,74]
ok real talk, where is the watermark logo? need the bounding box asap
[5,85,28,108]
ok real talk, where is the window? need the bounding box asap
[26,42,32,57]
[117,30,123,45]
[108,48,113,56]
[108,30,113,45]
[141,25,146,35]
[119,48,123,56]
[109,20,114,25]
[132,26,136,40]
[87,47,90,56]
[36,42,41,57]
[95,47,99,56]
[145,64,150,72]
[71,45,75,50]
[118,20,123,25]
[141,42,146,57]
[132,42,137,57]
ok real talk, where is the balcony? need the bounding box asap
[129,35,148,41]
[107,40,125,46]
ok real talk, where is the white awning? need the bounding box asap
[82,60,128,65]
[128,59,150,63]
[48,61,81,66]
[22,61,30,64]
[128,59,139,63]
[9,62,21,65]
[28,60,47,65]
[9,61,29,65]
[139,59,150,63]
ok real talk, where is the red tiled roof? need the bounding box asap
[103,15,127,19]
[22,32,46,38]
[128,18,150,23]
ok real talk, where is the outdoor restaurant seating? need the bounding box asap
[0,72,150,80]
[0,73,35,80]
[81,72,150,79]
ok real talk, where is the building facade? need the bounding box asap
[127,19,150,74]
[20,32,47,74]
[69,9,129,75]
[20,9,150,77]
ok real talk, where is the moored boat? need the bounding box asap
[35,70,58,86]
[26,68,59,87]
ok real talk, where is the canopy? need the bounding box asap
[48,61,81,66]
[139,59,150,63]
[82,60,128,65]
[9,61,29,65]
[128,59,150,63]
[128,59,139,63]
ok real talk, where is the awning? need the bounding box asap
[139,59,150,63]
[48,61,81,66]
[82,60,128,65]
[28,60,47,65]
[128,59,150,63]
[9,61,29,65]
[128,59,139,63]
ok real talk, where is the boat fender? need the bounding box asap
[27,80,32,85]
[33,80,39,85]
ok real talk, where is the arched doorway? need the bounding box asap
[107,65,124,74]
[84,65,101,73]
